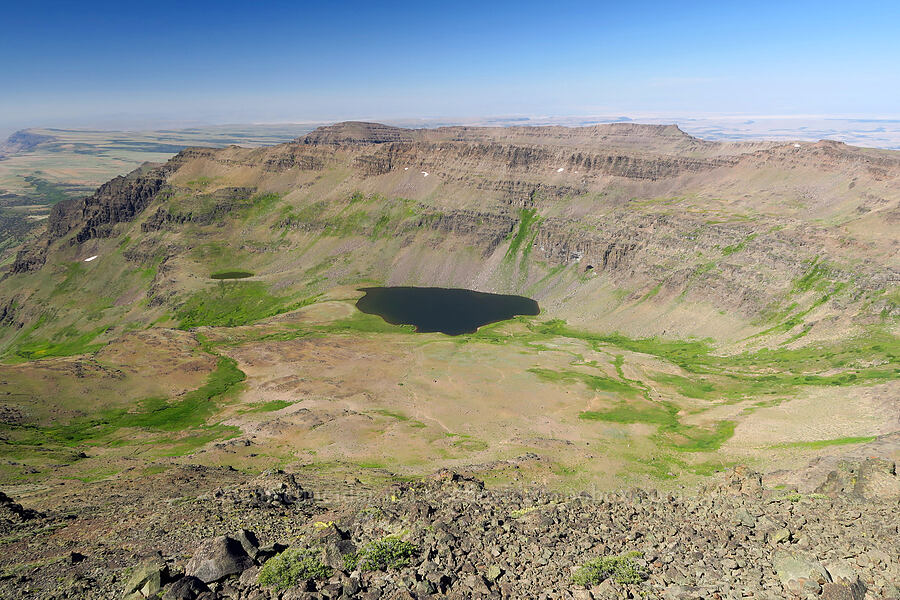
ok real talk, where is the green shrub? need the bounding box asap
[573,551,648,586]
[257,548,332,590]
[343,536,418,571]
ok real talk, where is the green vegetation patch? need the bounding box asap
[504,208,540,260]
[176,281,311,328]
[451,435,489,451]
[637,282,663,303]
[580,402,734,452]
[573,551,649,586]
[721,233,757,256]
[791,256,831,294]
[371,409,426,428]
[634,454,735,480]
[772,435,876,450]
[532,320,716,375]
[650,372,717,399]
[667,420,735,452]
[243,400,292,413]
[12,324,109,361]
[314,311,416,335]
[580,403,677,426]
[23,175,73,204]
[3,356,244,448]
[528,367,639,396]
[185,176,216,190]
[343,536,418,572]
[532,320,898,398]
[258,548,332,590]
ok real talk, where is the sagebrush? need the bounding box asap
[573,551,649,585]
[343,536,418,571]
[257,547,332,590]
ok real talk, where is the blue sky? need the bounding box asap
[2,0,899,131]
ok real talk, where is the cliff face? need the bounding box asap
[10,160,179,273]
[59,168,171,244]
[3,121,898,346]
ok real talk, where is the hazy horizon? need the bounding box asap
[3,0,899,138]
[5,113,900,151]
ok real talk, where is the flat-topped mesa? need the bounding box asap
[446,122,694,141]
[298,121,703,150]
[297,121,416,145]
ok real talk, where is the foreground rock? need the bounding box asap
[0,464,896,599]
[185,536,254,583]
[120,467,899,600]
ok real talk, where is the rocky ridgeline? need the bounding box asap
[114,466,899,600]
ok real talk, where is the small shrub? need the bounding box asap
[573,551,648,586]
[343,536,418,571]
[257,548,332,590]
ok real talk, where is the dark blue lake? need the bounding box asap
[355,287,540,335]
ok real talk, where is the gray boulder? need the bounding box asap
[774,550,831,594]
[163,575,210,600]
[185,536,254,583]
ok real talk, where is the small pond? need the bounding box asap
[355,287,540,335]
[210,270,254,280]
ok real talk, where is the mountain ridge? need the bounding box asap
[4,121,898,350]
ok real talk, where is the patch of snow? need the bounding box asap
[404,167,409,170]
[556,167,565,173]
[84,255,98,262]
[793,143,801,148]
[421,171,429,177]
